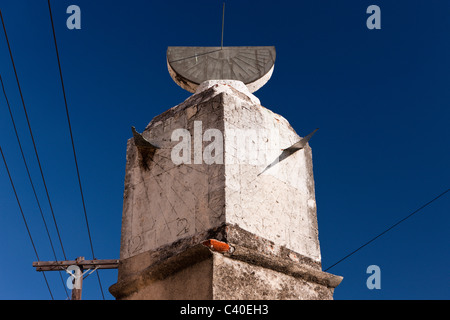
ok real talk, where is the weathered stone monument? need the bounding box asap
[109,46,342,300]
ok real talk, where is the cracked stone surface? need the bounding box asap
[119,80,321,267]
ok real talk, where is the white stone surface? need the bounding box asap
[195,80,260,105]
[119,82,321,263]
[221,92,320,262]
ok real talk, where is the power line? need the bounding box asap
[0,9,68,261]
[0,145,54,300]
[46,0,105,299]
[0,74,69,298]
[324,188,450,272]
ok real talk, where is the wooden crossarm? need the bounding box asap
[32,259,119,271]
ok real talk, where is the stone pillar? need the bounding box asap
[109,80,342,300]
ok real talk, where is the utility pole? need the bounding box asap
[32,257,119,300]
[71,256,83,300]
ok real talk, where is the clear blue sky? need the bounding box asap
[0,0,448,300]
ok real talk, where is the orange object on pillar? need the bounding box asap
[202,239,231,253]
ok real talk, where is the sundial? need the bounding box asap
[123,50,320,263]
[167,46,276,93]
[121,5,321,266]
[166,3,276,94]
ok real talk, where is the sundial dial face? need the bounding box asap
[167,46,276,93]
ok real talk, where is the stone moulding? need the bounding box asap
[224,245,343,289]
[109,224,342,299]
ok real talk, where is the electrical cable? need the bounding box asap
[0,145,54,300]
[46,0,105,299]
[0,74,69,298]
[324,188,450,272]
[0,9,68,262]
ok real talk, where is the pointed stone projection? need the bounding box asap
[109,45,342,300]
